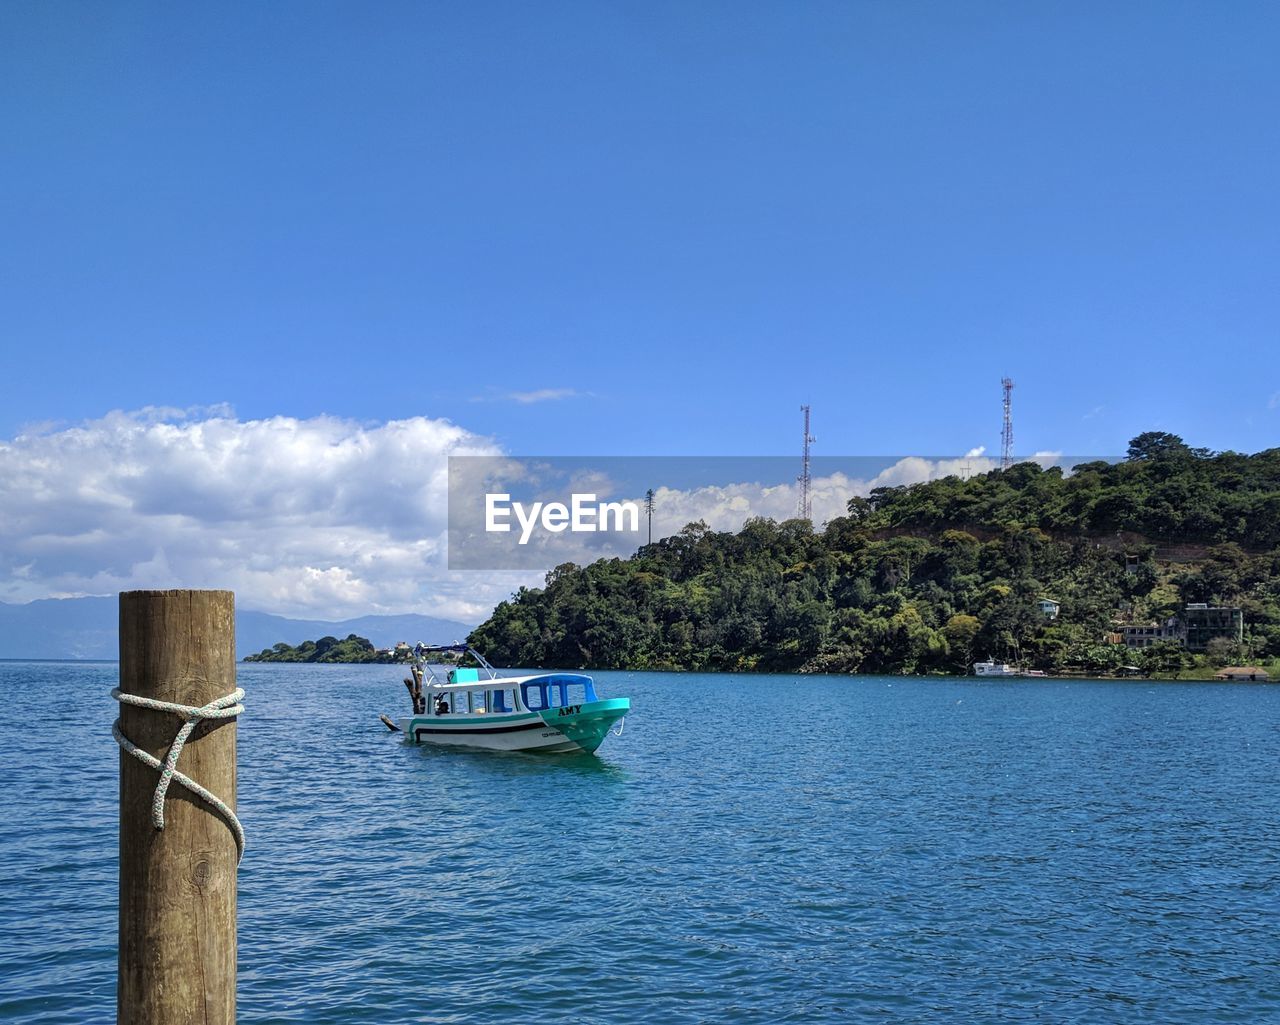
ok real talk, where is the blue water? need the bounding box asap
[1,662,1278,1024]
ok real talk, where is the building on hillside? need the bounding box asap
[1214,666,1270,682]
[1116,605,1245,652]
[1037,598,1060,620]
[1119,618,1184,649]
[1183,604,1243,652]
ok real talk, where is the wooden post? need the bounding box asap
[404,664,424,713]
[118,590,237,1025]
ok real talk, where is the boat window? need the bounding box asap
[521,682,547,710]
[543,680,591,708]
[470,690,487,714]
[489,688,516,713]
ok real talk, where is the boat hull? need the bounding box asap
[537,698,630,755]
[400,698,629,755]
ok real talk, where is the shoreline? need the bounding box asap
[1,656,1272,684]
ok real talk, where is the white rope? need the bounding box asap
[112,686,246,863]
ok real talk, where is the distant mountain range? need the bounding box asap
[0,596,475,661]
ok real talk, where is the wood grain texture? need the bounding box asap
[118,590,237,1025]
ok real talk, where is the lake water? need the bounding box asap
[1,661,1277,1023]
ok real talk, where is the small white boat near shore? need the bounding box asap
[973,659,1046,678]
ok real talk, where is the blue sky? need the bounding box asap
[2,3,1277,459]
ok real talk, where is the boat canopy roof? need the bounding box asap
[413,642,498,676]
[411,643,597,696]
[423,671,595,691]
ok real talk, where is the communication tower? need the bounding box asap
[1000,377,1014,471]
[798,405,815,520]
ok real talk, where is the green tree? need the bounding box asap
[943,614,981,670]
[1126,431,1193,462]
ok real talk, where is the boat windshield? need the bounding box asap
[433,686,519,715]
[519,675,598,711]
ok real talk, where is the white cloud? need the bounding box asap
[625,450,1079,542]
[504,388,585,404]
[1,412,1073,621]
[0,408,537,621]
[634,454,1005,537]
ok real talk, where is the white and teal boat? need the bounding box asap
[395,644,629,755]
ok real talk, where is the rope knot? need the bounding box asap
[112,686,246,863]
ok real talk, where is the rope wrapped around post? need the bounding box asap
[112,687,246,863]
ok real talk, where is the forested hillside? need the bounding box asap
[469,434,1280,675]
[244,634,400,663]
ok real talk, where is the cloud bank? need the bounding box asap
[1,408,1060,619]
[628,451,1030,541]
[0,408,530,621]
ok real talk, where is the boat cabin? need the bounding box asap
[426,673,599,716]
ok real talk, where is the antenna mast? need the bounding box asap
[798,405,815,520]
[1000,377,1014,471]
